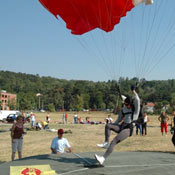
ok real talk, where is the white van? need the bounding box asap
[0,110,21,121]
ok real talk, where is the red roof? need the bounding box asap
[146,102,155,107]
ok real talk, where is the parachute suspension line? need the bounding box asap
[145,40,175,78]
[90,32,115,78]
[131,12,138,78]
[96,0,124,81]
[75,31,115,79]
[151,2,175,62]
[93,0,134,81]
[141,0,169,78]
[137,3,146,79]
[89,0,115,79]
[118,21,128,79]
[111,30,125,81]
[94,1,116,78]
[142,0,175,78]
[141,0,164,77]
[67,1,113,78]
[143,2,175,77]
[108,0,133,80]
[104,0,119,80]
[88,0,129,80]
[138,2,159,79]
[55,0,124,81]
[139,2,154,77]
[132,0,164,79]
[130,3,145,79]
[74,0,132,81]
[132,3,144,79]
[71,0,120,79]
[105,0,123,80]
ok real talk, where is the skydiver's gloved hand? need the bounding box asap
[131,120,137,126]
[145,0,154,5]
[133,0,153,6]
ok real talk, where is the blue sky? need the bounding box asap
[0,0,175,82]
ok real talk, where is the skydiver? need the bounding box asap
[95,85,140,165]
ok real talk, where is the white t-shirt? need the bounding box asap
[144,115,148,123]
[106,117,113,124]
[31,115,35,122]
[51,137,71,153]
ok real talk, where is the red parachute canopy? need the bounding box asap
[39,0,134,35]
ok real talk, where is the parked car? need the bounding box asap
[0,110,21,121]
[6,114,18,123]
[40,109,45,113]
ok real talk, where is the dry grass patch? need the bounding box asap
[0,112,174,162]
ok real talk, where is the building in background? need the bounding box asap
[0,90,17,110]
[145,102,155,113]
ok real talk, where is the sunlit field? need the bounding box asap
[0,111,174,162]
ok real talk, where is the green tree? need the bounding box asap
[74,95,83,111]
[82,94,90,109]
[47,103,55,112]
[8,98,16,110]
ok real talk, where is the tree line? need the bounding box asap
[0,71,175,114]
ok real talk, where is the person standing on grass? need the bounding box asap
[62,113,65,124]
[171,111,175,146]
[30,112,36,128]
[142,112,149,135]
[46,112,50,123]
[171,111,175,129]
[51,129,72,154]
[11,115,26,161]
[74,113,78,124]
[105,114,113,124]
[136,103,144,136]
[158,111,169,136]
[65,113,68,124]
[95,85,140,165]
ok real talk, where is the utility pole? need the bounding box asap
[63,100,64,111]
[36,93,42,111]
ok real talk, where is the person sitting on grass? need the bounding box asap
[51,129,72,154]
[42,121,49,129]
[35,122,42,130]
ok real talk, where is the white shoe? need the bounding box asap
[94,154,105,165]
[97,142,109,149]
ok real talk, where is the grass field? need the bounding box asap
[0,111,174,162]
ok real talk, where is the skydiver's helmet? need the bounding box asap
[131,83,139,91]
[131,85,136,91]
[124,96,131,106]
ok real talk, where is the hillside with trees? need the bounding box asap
[0,71,175,114]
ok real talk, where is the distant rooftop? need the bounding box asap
[1,90,7,93]
[146,102,155,107]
